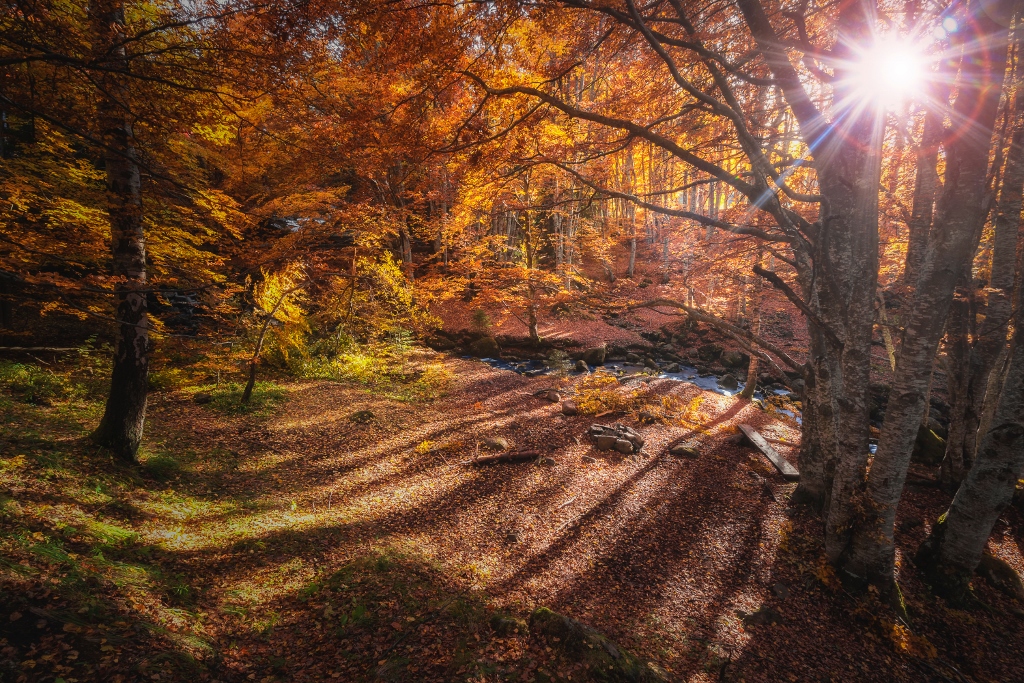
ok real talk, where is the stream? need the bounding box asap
[472,356,803,424]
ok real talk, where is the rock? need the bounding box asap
[561,400,579,416]
[490,613,528,636]
[582,455,597,464]
[643,356,660,370]
[348,409,375,423]
[663,362,681,373]
[718,373,739,391]
[424,334,456,351]
[193,392,213,405]
[637,411,658,424]
[911,425,946,465]
[625,352,642,363]
[736,606,783,626]
[503,531,521,544]
[669,444,699,458]
[470,336,501,358]
[614,439,634,454]
[483,437,509,450]
[544,389,561,402]
[589,423,644,453]
[697,343,723,362]
[529,607,668,683]
[772,583,790,601]
[721,350,748,368]
[574,359,590,373]
[581,344,607,366]
[540,457,556,466]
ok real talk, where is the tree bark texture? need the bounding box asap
[89,0,149,463]
[842,1,1013,585]
[918,306,1024,602]
[904,88,944,287]
[942,24,1024,486]
[804,2,884,562]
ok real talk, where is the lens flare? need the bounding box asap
[851,38,924,106]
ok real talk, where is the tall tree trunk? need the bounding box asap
[942,27,1024,486]
[916,300,1024,603]
[89,0,149,463]
[841,2,1012,586]
[810,0,884,557]
[904,89,943,288]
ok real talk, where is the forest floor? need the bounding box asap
[1,351,1023,683]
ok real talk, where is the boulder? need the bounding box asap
[561,400,579,416]
[643,357,660,370]
[490,613,528,636]
[589,423,644,454]
[721,350,749,368]
[614,439,634,454]
[529,607,668,683]
[669,444,700,458]
[483,436,509,450]
[911,425,946,465]
[581,344,607,366]
[718,373,739,391]
[625,352,642,364]
[697,343,723,362]
[663,362,681,373]
[348,409,375,423]
[470,336,501,358]
[574,359,591,373]
[424,335,456,351]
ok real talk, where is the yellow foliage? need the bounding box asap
[573,373,638,415]
[886,621,938,659]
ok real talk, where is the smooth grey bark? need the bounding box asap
[89,0,149,463]
[841,1,1013,585]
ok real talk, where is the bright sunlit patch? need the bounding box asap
[851,37,925,106]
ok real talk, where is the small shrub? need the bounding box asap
[0,361,80,404]
[574,373,638,415]
[190,382,286,416]
[471,308,491,331]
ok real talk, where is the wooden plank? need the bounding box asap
[738,424,799,481]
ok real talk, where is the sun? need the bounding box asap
[850,37,925,106]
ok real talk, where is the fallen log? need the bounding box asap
[737,424,799,481]
[467,450,540,466]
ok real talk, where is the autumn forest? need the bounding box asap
[1,0,1023,681]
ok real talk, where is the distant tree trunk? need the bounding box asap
[89,0,149,463]
[242,281,305,403]
[904,91,943,288]
[740,253,763,400]
[842,3,1012,586]
[627,233,636,278]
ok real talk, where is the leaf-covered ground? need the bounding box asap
[2,353,1022,683]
